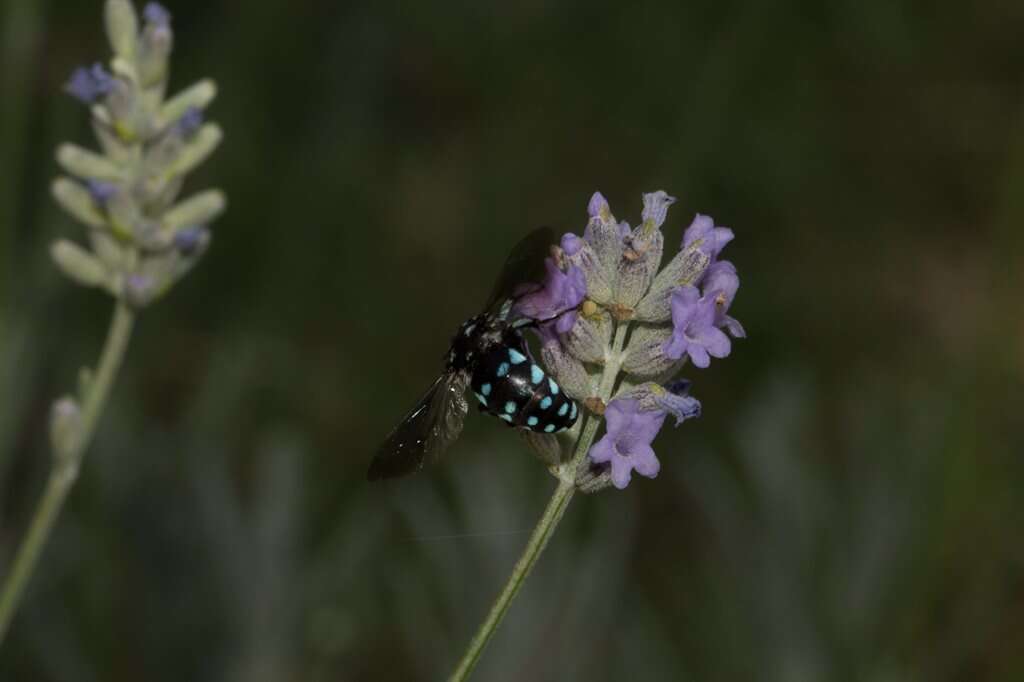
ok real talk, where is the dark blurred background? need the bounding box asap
[2,0,1024,680]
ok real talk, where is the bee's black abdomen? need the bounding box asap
[469,344,578,433]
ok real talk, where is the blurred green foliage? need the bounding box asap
[2,0,1023,680]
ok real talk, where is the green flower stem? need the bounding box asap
[449,321,630,681]
[0,301,134,642]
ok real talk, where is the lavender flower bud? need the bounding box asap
[640,191,675,232]
[615,226,663,308]
[89,230,126,270]
[621,323,681,380]
[138,9,174,88]
[105,188,141,240]
[634,246,709,323]
[105,0,140,61]
[56,143,124,182]
[50,239,110,288]
[562,309,612,365]
[51,178,106,229]
[536,325,595,400]
[159,79,217,128]
[575,459,614,494]
[561,232,613,305]
[161,190,227,232]
[582,191,624,291]
[92,119,131,163]
[163,123,223,178]
[105,77,144,139]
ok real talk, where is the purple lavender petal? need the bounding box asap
[703,260,739,304]
[554,310,577,335]
[561,232,584,257]
[588,192,609,218]
[682,214,734,261]
[722,315,746,338]
[174,106,204,138]
[630,443,660,478]
[588,437,616,465]
[143,2,172,26]
[588,399,666,489]
[663,285,734,367]
[695,326,731,359]
[687,344,710,368]
[173,226,207,255]
[512,258,586,323]
[65,63,114,103]
[86,180,118,205]
[609,458,634,489]
[701,260,746,338]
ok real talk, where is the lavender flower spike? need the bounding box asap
[588,398,666,489]
[663,285,731,368]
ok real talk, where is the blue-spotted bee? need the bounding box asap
[368,228,579,480]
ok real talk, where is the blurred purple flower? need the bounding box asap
[587,191,609,218]
[173,226,206,255]
[174,106,203,138]
[513,257,586,332]
[682,214,733,262]
[560,232,584,257]
[143,2,172,26]
[86,180,118,205]
[65,63,114,104]
[662,285,731,368]
[588,398,666,489]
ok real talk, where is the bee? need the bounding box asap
[368,227,580,480]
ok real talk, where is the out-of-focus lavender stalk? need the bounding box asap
[0,0,224,643]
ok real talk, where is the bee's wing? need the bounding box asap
[367,371,470,481]
[483,226,557,315]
